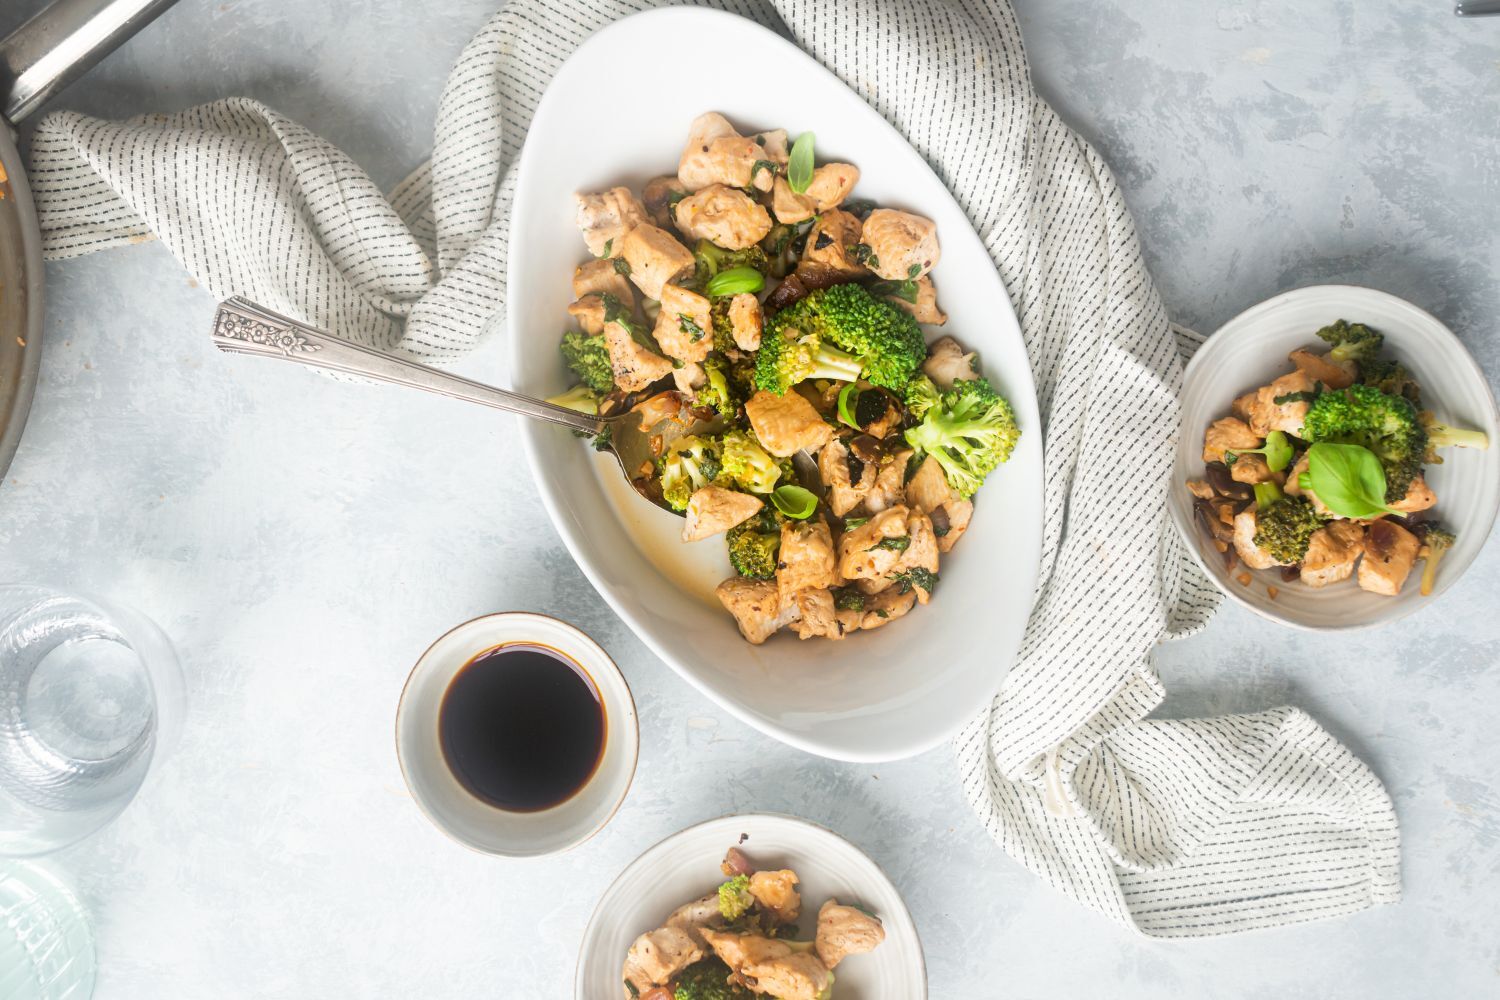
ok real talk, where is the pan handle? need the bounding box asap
[1,0,180,124]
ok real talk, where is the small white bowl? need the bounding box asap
[575,813,927,999]
[395,612,638,857]
[1169,285,1500,629]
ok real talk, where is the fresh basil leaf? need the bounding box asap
[788,132,815,193]
[770,484,818,519]
[1304,442,1405,519]
[705,266,765,298]
[837,383,862,429]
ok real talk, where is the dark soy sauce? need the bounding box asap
[439,643,605,812]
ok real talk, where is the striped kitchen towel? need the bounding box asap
[25,0,1398,935]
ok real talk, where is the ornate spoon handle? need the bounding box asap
[210,297,601,435]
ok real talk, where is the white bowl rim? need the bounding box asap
[573,810,929,998]
[506,4,1044,762]
[393,610,640,857]
[1172,282,1500,631]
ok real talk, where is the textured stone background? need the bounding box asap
[1,1,1496,997]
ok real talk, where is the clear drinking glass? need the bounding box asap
[0,584,183,857]
[0,861,96,999]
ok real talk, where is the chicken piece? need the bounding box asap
[572,257,637,306]
[770,163,861,223]
[1203,416,1262,464]
[1229,453,1283,486]
[575,187,647,259]
[1289,348,1356,390]
[855,586,918,630]
[853,575,894,597]
[728,293,763,352]
[623,925,704,994]
[748,869,801,924]
[673,360,706,398]
[792,589,846,640]
[885,275,947,325]
[1359,519,1420,596]
[777,520,838,604]
[753,128,790,163]
[1389,474,1436,513]
[860,208,940,280]
[814,899,886,970]
[1231,389,1259,423]
[716,577,800,644]
[699,932,831,1000]
[890,510,940,604]
[642,175,687,228]
[1245,370,1315,436]
[905,454,972,552]
[818,439,877,516]
[799,209,868,279]
[619,223,696,301]
[863,447,914,514]
[921,335,978,389]
[673,184,773,251]
[1232,508,1291,570]
[1300,519,1365,588]
[745,390,834,457]
[838,505,911,582]
[652,283,713,363]
[566,293,609,335]
[684,487,763,542]
[1283,451,1337,516]
[662,894,725,950]
[1186,479,1215,500]
[677,113,782,193]
[927,499,972,553]
[603,318,673,393]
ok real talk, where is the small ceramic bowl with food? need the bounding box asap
[1169,285,1499,629]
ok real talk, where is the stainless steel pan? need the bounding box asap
[0,0,178,483]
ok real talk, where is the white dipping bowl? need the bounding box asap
[1169,285,1500,630]
[395,612,638,857]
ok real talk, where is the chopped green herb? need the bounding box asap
[613,256,631,276]
[751,159,779,184]
[847,243,880,269]
[679,313,706,342]
[598,237,613,258]
[890,567,938,595]
[869,536,911,553]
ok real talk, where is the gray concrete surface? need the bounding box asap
[0,1,1495,996]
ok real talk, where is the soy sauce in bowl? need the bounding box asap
[438,643,605,812]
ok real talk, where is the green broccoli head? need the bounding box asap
[1419,522,1457,596]
[755,284,925,395]
[1252,496,1325,563]
[672,958,753,1000]
[1301,384,1425,502]
[719,430,782,494]
[560,330,615,394]
[717,875,755,921]
[726,507,784,578]
[1316,319,1384,363]
[1360,358,1421,405]
[659,435,724,512]
[903,377,1020,499]
[711,299,738,355]
[694,239,770,290]
[903,374,941,419]
[698,355,742,418]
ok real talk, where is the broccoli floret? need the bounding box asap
[755,284,925,395]
[560,330,614,394]
[1316,319,1384,364]
[1360,358,1421,404]
[903,377,1020,499]
[546,384,599,414]
[1301,384,1425,502]
[726,508,784,578]
[1252,495,1324,563]
[717,875,754,921]
[659,435,724,512]
[672,958,753,1000]
[1419,523,1456,596]
[697,355,741,418]
[720,430,782,494]
[694,240,770,290]
[903,375,941,420]
[710,299,738,354]
[1420,411,1489,456]
[833,588,866,612]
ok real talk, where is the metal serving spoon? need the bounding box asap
[210,297,721,514]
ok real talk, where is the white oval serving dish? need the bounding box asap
[1169,284,1500,630]
[507,7,1042,762]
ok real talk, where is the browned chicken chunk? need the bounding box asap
[575,186,647,258]
[838,506,911,582]
[1229,453,1283,486]
[921,335,978,389]
[854,586,917,630]
[573,257,637,305]
[567,293,609,335]
[1359,519,1420,595]
[642,174,687,228]
[770,163,860,223]
[683,487,763,542]
[800,209,868,279]
[620,223,695,300]
[715,578,800,645]
[791,589,845,640]
[699,931,831,1000]
[728,293,763,351]
[885,275,946,325]
[814,899,886,970]
[674,184,773,250]
[1301,520,1365,588]
[652,283,713,363]
[1389,474,1436,513]
[745,390,834,457]
[623,925,704,994]
[604,317,673,393]
[677,112,785,193]
[777,520,838,603]
[1244,370,1315,437]
[906,455,972,552]
[819,438,877,516]
[748,869,801,923]
[860,208,940,280]
[890,510,940,604]
[1203,417,1262,464]
[1288,348,1356,389]
[863,447,914,514]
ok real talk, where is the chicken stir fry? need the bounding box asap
[621,845,886,1000]
[553,113,1023,643]
[1189,319,1486,600]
